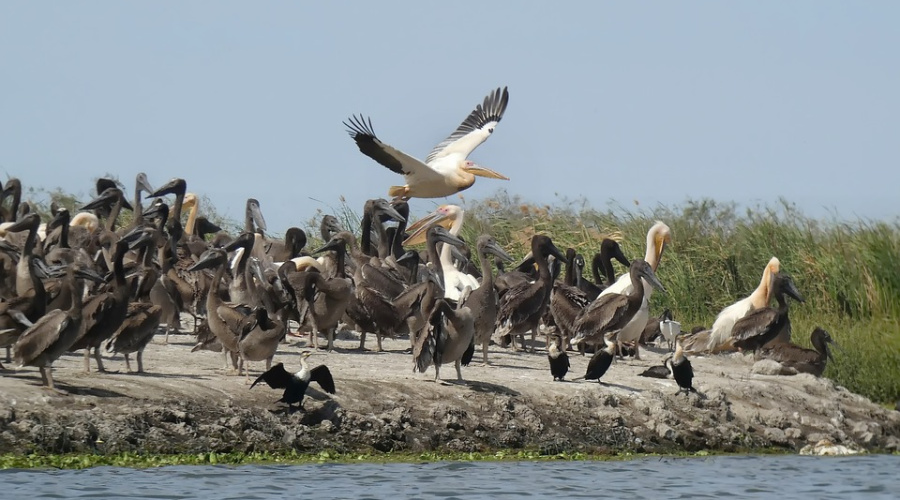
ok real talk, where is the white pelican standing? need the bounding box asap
[705,257,780,352]
[403,204,479,302]
[344,87,510,199]
[589,221,672,359]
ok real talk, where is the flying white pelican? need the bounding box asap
[344,87,510,199]
[403,204,479,302]
[591,221,672,359]
[705,257,780,352]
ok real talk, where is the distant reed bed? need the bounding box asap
[446,191,899,404]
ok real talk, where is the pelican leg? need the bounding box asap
[265,356,273,371]
[137,348,145,373]
[39,366,50,387]
[124,353,133,373]
[434,363,441,381]
[481,339,489,365]
[455,360,463,381]
[358,331,367,351]
[5,346,10,363]
[376,333,384,352]
[530,328,538,353]
[83,349,92,373]
[326,328,335,352]
[633,343,641,360]
[222,351,231,370]
[93,347,109,373]
[310,329,319,350]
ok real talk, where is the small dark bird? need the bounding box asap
[666,335,696,395]
[580,331,617,384]
[638,364,670,379]
[547,334,569,381]
[758,327,842,377]
[250,352,335,412]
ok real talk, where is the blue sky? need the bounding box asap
[1,1,897,232]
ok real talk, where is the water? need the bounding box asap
[2,455,898,499]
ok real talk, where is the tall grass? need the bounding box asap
[328,191,898,404]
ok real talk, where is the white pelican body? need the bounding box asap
[345,87,510,199]
[706,257,780,352]
[404,205,479,302]
[595,222,672,356]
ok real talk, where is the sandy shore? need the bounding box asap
[1,322,898,457]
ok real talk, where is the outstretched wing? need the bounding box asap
[251,362,293,390]
[310,365,336,394]
[344,115,432,177]
[426,87,509,164]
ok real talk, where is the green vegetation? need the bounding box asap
[444,192,900,404]
[0,448,774,470]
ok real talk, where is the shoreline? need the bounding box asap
[1,327,899,467]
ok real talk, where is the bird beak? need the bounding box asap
[486,241,513,263]
[463,163,510,180]
[784,278,805,303]
[642,265,667,294]
[186,250,222,272]
[249,200,268,232]
[136,173,155,195]
[403,209,453,246]
[653,233,671,271]
[149,178,185,198]
[80,189,118,211]
[375,199,406,223]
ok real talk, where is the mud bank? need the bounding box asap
[1,329,898,457]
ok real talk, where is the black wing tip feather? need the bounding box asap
[251,362,290,390]
[343,114,377,139]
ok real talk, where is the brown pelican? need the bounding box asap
[550,248,592,352]
[286,267,352,352]
[0,178,23,223]
[732,272,804,354]
[706,257,781,352]
[13,265,101,391]
[235,306,286,382]
[68,237,132,373]
[104,301,162,373]
[758,327,840,377]
[494,235,566,352]
[547,334,570,381]
[573,259,667,355]
[414,295,476,382]
[0,256,50,364]
[462,235,512,364]
[594,222,671,359]
[666,335,696,395]
[251,352,335,413]
[344,87,510,199]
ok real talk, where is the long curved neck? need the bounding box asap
[21,223,38,257]
[478,248,494,289]
[628,268,647,302]
[360,208,375,257]
[749,264,774,309]
[27,258,47,313]
[644,232,658,270]
[106,196,124,232]
[113,243,128,288]
[133,185,144,228]
[425,235,445,283]
[185,200,199,236]
[564,253,576,286]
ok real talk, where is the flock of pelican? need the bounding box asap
[0,87,841,407]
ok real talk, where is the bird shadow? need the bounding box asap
[482,363,544,372]
[465,380,520,397]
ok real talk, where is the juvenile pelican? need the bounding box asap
[594,222,671,359]
[758,327,841,377]
[345,87,510,199]
[706,257,781,353]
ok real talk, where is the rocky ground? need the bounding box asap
[1,323,898,457]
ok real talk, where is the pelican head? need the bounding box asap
[182,193,198,210]
[630,258,667,294]
[648,221,672,271]
[403,204,463,246]
[460,160,509,181]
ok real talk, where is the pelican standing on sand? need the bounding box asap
[344,87,510,199]
[593,222,671,359]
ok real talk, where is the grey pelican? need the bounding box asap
[547,334,570,381]
[286,267,352,352]
[13,265,101,391]
[594,222,671,359]
[459,235,512,364]
[573,259,666,354]
[251,353,335,412]
[345,87,510,199]
[758,327,840,377]
[732,272,805,354]
[494,235,566,352]
[707,257,781,352]
[414,295,476,382]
